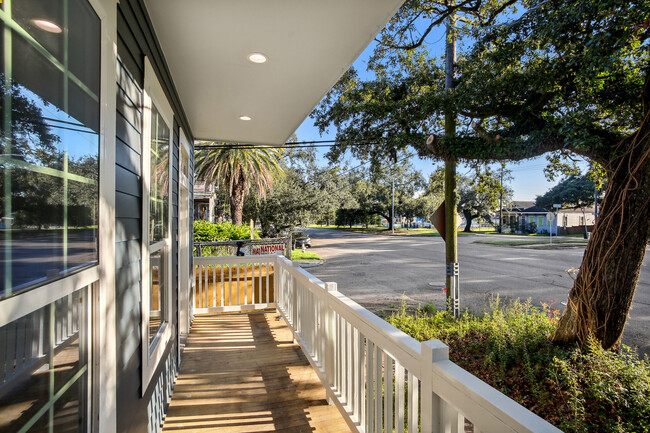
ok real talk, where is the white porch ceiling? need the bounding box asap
[143,0,404,145]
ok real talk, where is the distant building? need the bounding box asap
[193,181,218,222]
[499,201,557,234]
[497,201,598,235]
[557,207,596,235]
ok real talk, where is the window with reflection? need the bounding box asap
[148,104,169,343]
[0,0,100,299]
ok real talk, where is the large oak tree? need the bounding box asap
[313,0,650,349]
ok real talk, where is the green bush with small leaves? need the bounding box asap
[386,297,650,433]
[193,220,256,242]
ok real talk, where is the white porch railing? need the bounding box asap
[193,254,562,433]
[193,255,276,314]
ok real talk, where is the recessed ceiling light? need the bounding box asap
[31,19,63,33]
[248,53,268,64]
[239,116,252,121]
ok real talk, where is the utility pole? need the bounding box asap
[444,13,460,318]
[499,167,504,234]
[391,174,395,234]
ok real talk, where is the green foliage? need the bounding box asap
[244,167,316,236]
[195,143,285,225]
[348,155,426,229]
[426,165,510,231]
[291,250,321,261]
[536,175,602,210]
[193,220,255,242]
[553,338,650,433]
[387,298,650,432]
[314,0,649,167]
[388,297,560,370]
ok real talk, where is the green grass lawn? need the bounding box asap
[291,249,321,260]
[475,239,588,246]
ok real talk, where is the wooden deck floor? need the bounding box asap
[162,312,352,432]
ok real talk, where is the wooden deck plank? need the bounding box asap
[162,313,352,433]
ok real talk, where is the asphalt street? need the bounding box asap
[305,227,650,356]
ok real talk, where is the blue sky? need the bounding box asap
[294,13,589,202]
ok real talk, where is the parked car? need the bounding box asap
[292,231,312,248]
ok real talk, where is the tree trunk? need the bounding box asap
[382,212,393,231]
[463,210,474,232]
[551,114,650,350]
[229,187,245,226]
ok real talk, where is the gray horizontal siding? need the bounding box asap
[116,1,193,431]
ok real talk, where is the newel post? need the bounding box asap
[324,282,337,404]
[421,339,449,433]
[291,262,298,333]
[273,256,280,306]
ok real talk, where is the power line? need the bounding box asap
[194,138,386,150]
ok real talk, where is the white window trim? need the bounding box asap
[141,56,174,393]
[178,128,191,343]
[179,128,191,189]
[0,0,117,430]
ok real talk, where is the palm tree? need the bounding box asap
[195,143,284,225]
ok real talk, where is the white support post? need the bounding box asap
[421,339,449,433]
[324,282,337,405]
[292,271,298,333]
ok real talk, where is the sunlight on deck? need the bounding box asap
[162,312,352,432]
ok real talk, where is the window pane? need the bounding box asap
[0,0,100,299]
[149,105,169,244]
[0,285,90,433]
[149,249,165,342]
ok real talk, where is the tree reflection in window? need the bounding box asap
[0,0,100,299]
[148,104,169,343]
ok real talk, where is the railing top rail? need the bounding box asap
[430,359,563,433]
[275,256,561,433]
[277,255,422,374]
[194,255,279,265]
[194,237,289,247]
[278,256,326,289]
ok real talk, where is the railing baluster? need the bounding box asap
[16,316,27,371]
[257,262,260,304]
[266,263,268,304]
[24,314,34,365]
[237,265,241,305]
[396,361,405,433]
[335,313,341,394]
[367,339,374,433]
[67,293,73,337]
[212,266,216,307]
[408,371,418,433]
[195,265,199,308]
[359,331,366,428]
[339,315,345,400]
[5,322,16,379]
[347,321,353,410]
[244,264,249,305]
[375,345,383,433]
[385,355,394,433]
[0,324,6,383]
[203,264,208,308]
[228,266,232,306]
[220,266,224,307]
[319,293,325,369]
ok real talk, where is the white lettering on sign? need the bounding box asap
[251,244,285,255]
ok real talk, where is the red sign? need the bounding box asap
[251,244,285,255]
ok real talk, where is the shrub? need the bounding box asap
[193,221,255,242]
[553,337,650,433]
[193,221,258,256]
[386,298,650,433]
